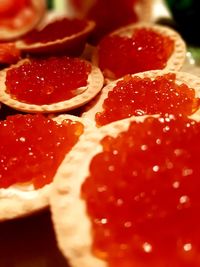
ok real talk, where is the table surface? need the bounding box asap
[0,210,69,267]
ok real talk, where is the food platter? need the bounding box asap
[0,0,200,267]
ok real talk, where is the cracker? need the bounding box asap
[92,22,186,82]
[0,0,46,41]
[50,113,200,266]
[82,70,200,123]
[0,114,93,221]
[50,113,200,267]
[15,17,95,55]
[0,58,104,113]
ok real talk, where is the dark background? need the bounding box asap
[0,210,69,267]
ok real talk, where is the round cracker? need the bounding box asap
[0,114,93,222]
[92,22,186,82]
[82,70,200,123]
[15,17,95,55]
[0,0,46,41]
[0,58,104,113]
[50,113,200,267]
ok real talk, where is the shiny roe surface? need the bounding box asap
[95,73,200,126]
[82,115,200,267]
[98,28,174,79]
[5,56,91,105]
[23,18,88,44]
[0,114,83,189]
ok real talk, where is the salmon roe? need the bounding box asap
[82,115,200,267]
[5,56,92,105]
[98,28,174,79]
[95,73,200,126]
[0,114,83,189]
[23,18,88,44]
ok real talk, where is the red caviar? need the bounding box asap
[82,115,200,267]
[0,114,83,189]
[5,56,92,105]
[98,28,174,79]
[23,18,88,44]
[95,73,200,126]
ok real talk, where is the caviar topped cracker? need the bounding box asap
[93,23,186,80]
[0,113,93,221]
[82,70,200,126]
[50,113,200,267]
[16,16,95,56]
[0,56,104,113]
[0,0,46,41]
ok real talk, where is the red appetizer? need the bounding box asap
[50,114,200,267]
[0,114,83,189]
[16,16,95,56]
[0,0,46,41]
[93,23,186,80]
[82,71,200,126]
[0,113,93,221]
[0,56,104,113]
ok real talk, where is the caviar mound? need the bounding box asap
[6,57,91,105]
[50,114,200,267]
[83,115,200,267]
[0,115,92,221]
[82,70,200,126]
[0,113,83,189]
[0,0,46,41]
[16,16,95,56]
[95,73,200,126]
[93,23,186,80]
[0,56,104,113]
